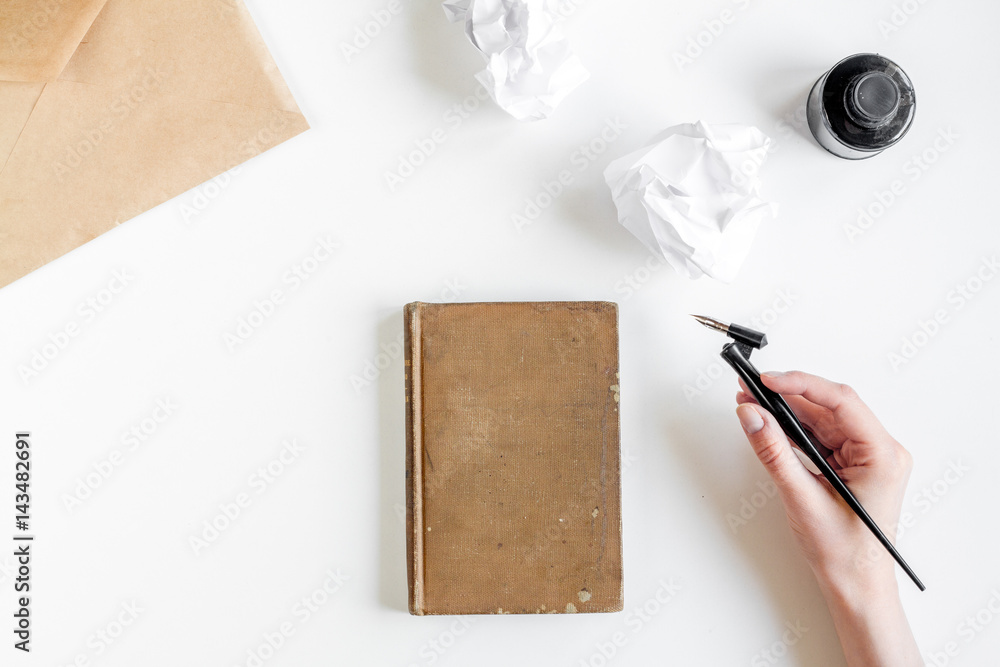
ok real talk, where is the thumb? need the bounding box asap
[736,404,817,499]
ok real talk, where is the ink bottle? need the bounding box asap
[807,53,915,159]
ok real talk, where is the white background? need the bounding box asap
[2,0,999,665]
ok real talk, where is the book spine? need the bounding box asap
[403,303,425,615]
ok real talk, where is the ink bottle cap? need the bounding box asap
[807,54,915,159]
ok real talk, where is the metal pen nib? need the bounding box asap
[691,314,730,334]
[691,314,768,352]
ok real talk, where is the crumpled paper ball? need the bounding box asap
[604,121,778,282]
[443,0,589,121]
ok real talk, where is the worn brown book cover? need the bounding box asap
[404,301,623,616]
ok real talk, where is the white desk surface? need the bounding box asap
[3,1,999,665]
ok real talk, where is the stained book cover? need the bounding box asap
[404,301,623,616]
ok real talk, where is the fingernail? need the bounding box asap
[761,371,785,378]
[737,405,764,434]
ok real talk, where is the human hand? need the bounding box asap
[735,371,912,587]
[735,371,921,666]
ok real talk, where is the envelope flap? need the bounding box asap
[59,0,302,114]
[0,0,109,82]
[0,0,309,290]
[0,82,44,170]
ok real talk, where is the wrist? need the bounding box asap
[813,566,920,667]
[815,564,900,614]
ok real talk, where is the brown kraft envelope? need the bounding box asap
[0,0,309,289]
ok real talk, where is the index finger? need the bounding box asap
[738,377,847,448]
[758,370,888,442]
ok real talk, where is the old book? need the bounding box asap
[404,301,623,616]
